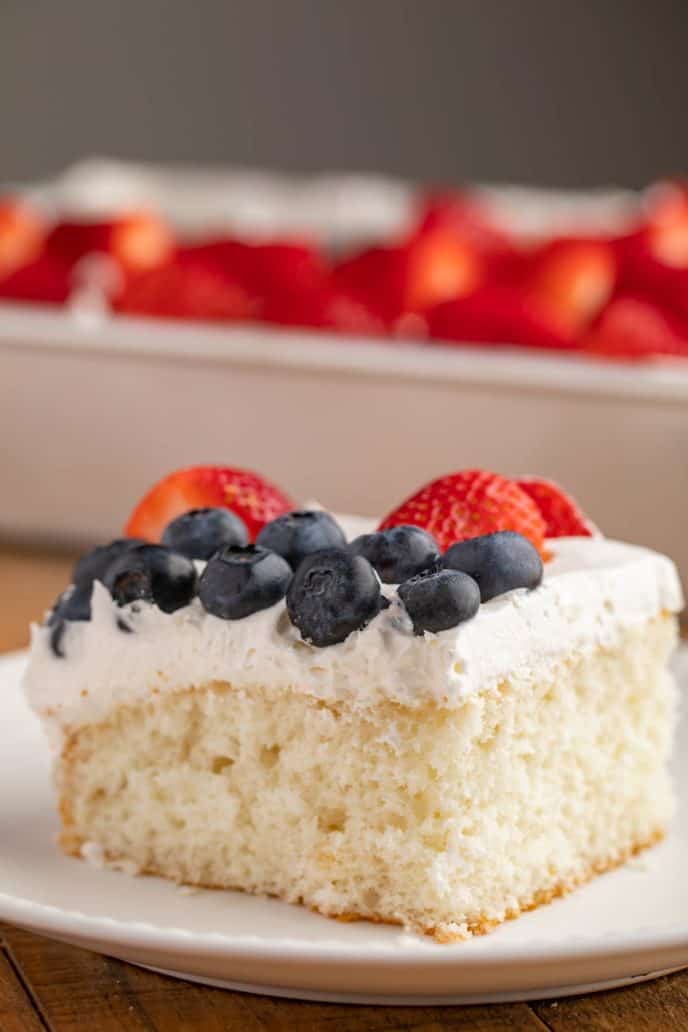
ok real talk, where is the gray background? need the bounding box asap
[1,0,687,187]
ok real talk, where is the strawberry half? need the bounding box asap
[378,470,547,555]
[261,285,386,336]
[579,295,688,361]
[0,255,72,304]
[516,478,597,538]
[525,238,617,334]
[125,466,294,542]
[333,231,481,325]
[47,211,174,274]
[427,285,571,351]
[0,197,46,278]
[114,260,257,322]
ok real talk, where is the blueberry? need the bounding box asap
[47,583,92,658]
[104,544,197,613]
[349,525,440,583]
[443,531,543,602]
[286,548,382,647]
[161,507,248,560]
[398,568,480,635]
[198,545,292,620]
[256,510,347,570]
[73,537,145,588]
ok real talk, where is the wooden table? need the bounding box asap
[2,544,687,1031]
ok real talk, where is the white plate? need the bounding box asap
[1,647,687,1005]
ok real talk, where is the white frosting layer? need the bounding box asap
[23,532,683,736]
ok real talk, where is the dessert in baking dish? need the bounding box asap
[24,466,683,941]
[3,175,688,359]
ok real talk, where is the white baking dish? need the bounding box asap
[3,299,688,583]
[2,162,687,585]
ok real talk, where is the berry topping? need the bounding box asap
[525,238,617,334]
[0,198,46,277]
[287,548,382,647]
[72,537,146,588]
[104,544,197,613]
[256,510,347,570]
[427,285,572,352]
[115,260,257,323]
[349,525,440,584]
[47,211,173,274]
[198,545,292,620]
[515,478,597,538]
[47,584,92,657]
[161,507,249,560]
[379,470,547,556]
[124,466,294,543]
[398,568,480,635]
[443,531,543,603]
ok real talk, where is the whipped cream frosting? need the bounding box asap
[23,523,683,738]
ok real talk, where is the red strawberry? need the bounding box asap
[525,238,617,334]
[516,478,597,538]
[427,285,572,351]
[579,295,688,361]
[261,285,385,336]
[0,255,71,304]
[0,197,46,277]
[47,211,174,274]
[334,231,481,324]
[125,466,294,542]
[114,260,257,322]
[415,189,513,253]
[180,238,328,297]
[378,470,547,555]
[643,180,688,268]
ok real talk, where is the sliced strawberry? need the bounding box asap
[180,238,328,296]
[579,295,688,361]
[0,255,71,304]
[114,260,257,323]
[427,285,572,351]
[47,211,174,274]
[261,285,386,336]
[516,478,597,537]
[0,197,46,278]
[525,238,617,334]
[415,189,513,253]
[125,466,294,542]
[379,470,547,555]
[643,180,688,268]
[334,231,481,324]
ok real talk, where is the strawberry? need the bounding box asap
[0,197,46,277]
[642,180,688,268]
[516,478,597,537]
[125,466,294,542]
[427,285,572,351]
[378,470,547,555]
[579,295,688,361]
[0,255,71,304]
[334,231,481,325]
[261,285,386,336]
[47,211,174,274]
[525,238,617,334]
[114,260,257,322]
[415,189,513,254]
[180,238,328,296]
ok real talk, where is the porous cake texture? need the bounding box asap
[58,614,677,941]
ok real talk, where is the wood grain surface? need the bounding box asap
[1,544,687,1031]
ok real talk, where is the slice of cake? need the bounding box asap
[24,466,683,942]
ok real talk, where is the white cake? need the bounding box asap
[24,525,683,941]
